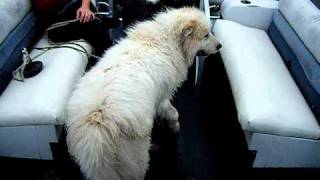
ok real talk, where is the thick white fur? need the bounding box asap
[66,7,220,180]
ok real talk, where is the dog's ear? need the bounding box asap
[182,26,193,39]
[180,20,198,43]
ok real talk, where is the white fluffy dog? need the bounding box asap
[66,7,221,180]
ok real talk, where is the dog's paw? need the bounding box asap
[169,121,180,132]
[145,0,159,4]
[169,107,179,121]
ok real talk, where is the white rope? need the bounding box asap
[12,41,99,81]
[45,15,103,34]
[12,48,31,81]
[46,19,80,32]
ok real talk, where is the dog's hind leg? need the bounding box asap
[158,99,180,132]
[116,137,151,180]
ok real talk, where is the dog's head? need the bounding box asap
[171,8,222,65]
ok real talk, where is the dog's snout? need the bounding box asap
[216,43,222,50]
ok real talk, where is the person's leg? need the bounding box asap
[81,20,113,57]
[47,22,84,43]
[46,1,84,43]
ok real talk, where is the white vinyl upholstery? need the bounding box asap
[213,19,320,139]
[279,0,320,63]
[221,0,279,30]
[0,0,32,44]
[0,38,91,127]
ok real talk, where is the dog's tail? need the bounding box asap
[66,105,122,180]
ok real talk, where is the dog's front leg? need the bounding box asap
[158,99,180,132]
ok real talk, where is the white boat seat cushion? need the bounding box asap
[0,38,91,127]
[213,19,320,139]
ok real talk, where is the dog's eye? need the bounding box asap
[204,33,209,38]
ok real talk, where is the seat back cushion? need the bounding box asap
[268,0,320,121]
[279,0,320,63]
[0,0,32,44]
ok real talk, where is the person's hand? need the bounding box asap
[76,5,95,23]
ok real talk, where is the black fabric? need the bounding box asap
[31,0,73,14]
[119,0,196,28]
[120,0,162,27]
[312,0,320,9]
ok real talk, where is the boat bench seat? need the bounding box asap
[0,39,90,127]
[213,0,320,167]
[0,0,91,159]
[214,19,320,140]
